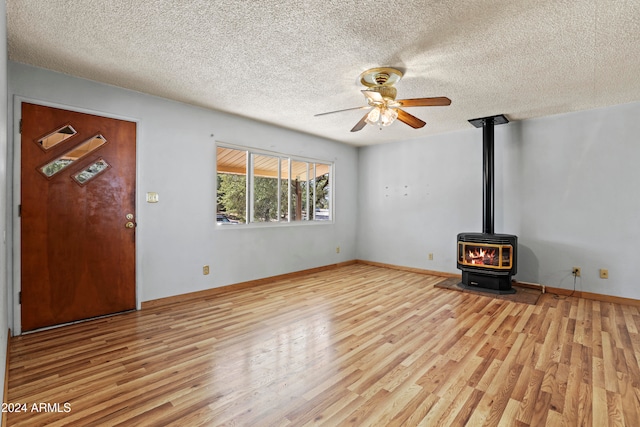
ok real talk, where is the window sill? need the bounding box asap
[215,220,334,230]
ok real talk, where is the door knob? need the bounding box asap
[126,213,134,220]
[125,222,135,229]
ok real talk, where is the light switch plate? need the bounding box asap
[146,192,159,203]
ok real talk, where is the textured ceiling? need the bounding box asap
[6,0,640,146]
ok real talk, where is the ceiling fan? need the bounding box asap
[315,67,451,132]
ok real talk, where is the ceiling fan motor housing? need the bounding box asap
[369,85,397,100]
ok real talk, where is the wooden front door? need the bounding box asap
[20,103,137,332]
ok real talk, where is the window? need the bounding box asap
[40,134,107,178]
[216,146,247,223]
[252,154,281,222]
[290,160,308,221]
[37,124,77,150]
[216,144,332,225]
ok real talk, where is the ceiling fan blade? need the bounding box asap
[350,112,369,132]
[314,106,370,116]
[397,109,426,129]
[397,97,451,107]
[361,90,384,103]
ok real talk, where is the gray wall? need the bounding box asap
[357,102,640,299]
[7,61,358,333]
[1,0,8,405]
[515,104,640,298]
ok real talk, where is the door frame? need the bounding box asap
[10,96,141,335]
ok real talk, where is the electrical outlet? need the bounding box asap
[203,265,210,275]
[336,246,340,254]
[428,253,433,260]
[600,269,608,279]
[572,267,581,277]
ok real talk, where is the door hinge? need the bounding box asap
[18,204,21,217]
[19,291,22,304]
[19,119,22,134]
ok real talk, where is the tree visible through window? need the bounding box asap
[216,145,332,224]
[252,154,282,222]
[216,146,247,223]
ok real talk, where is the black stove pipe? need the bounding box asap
[482,119,495,234]
[468,114,509,235]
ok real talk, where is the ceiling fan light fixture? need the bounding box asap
[381,108,398,126]
[365,107,381,125]
[365,106,398,128]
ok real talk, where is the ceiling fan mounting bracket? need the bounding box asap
[359,67,403,88]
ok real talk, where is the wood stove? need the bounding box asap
[457,114,518,294]
[457,232,517,293]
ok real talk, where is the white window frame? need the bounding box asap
[216,142,334,226]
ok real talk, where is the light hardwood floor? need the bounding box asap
[7,264,640,426]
